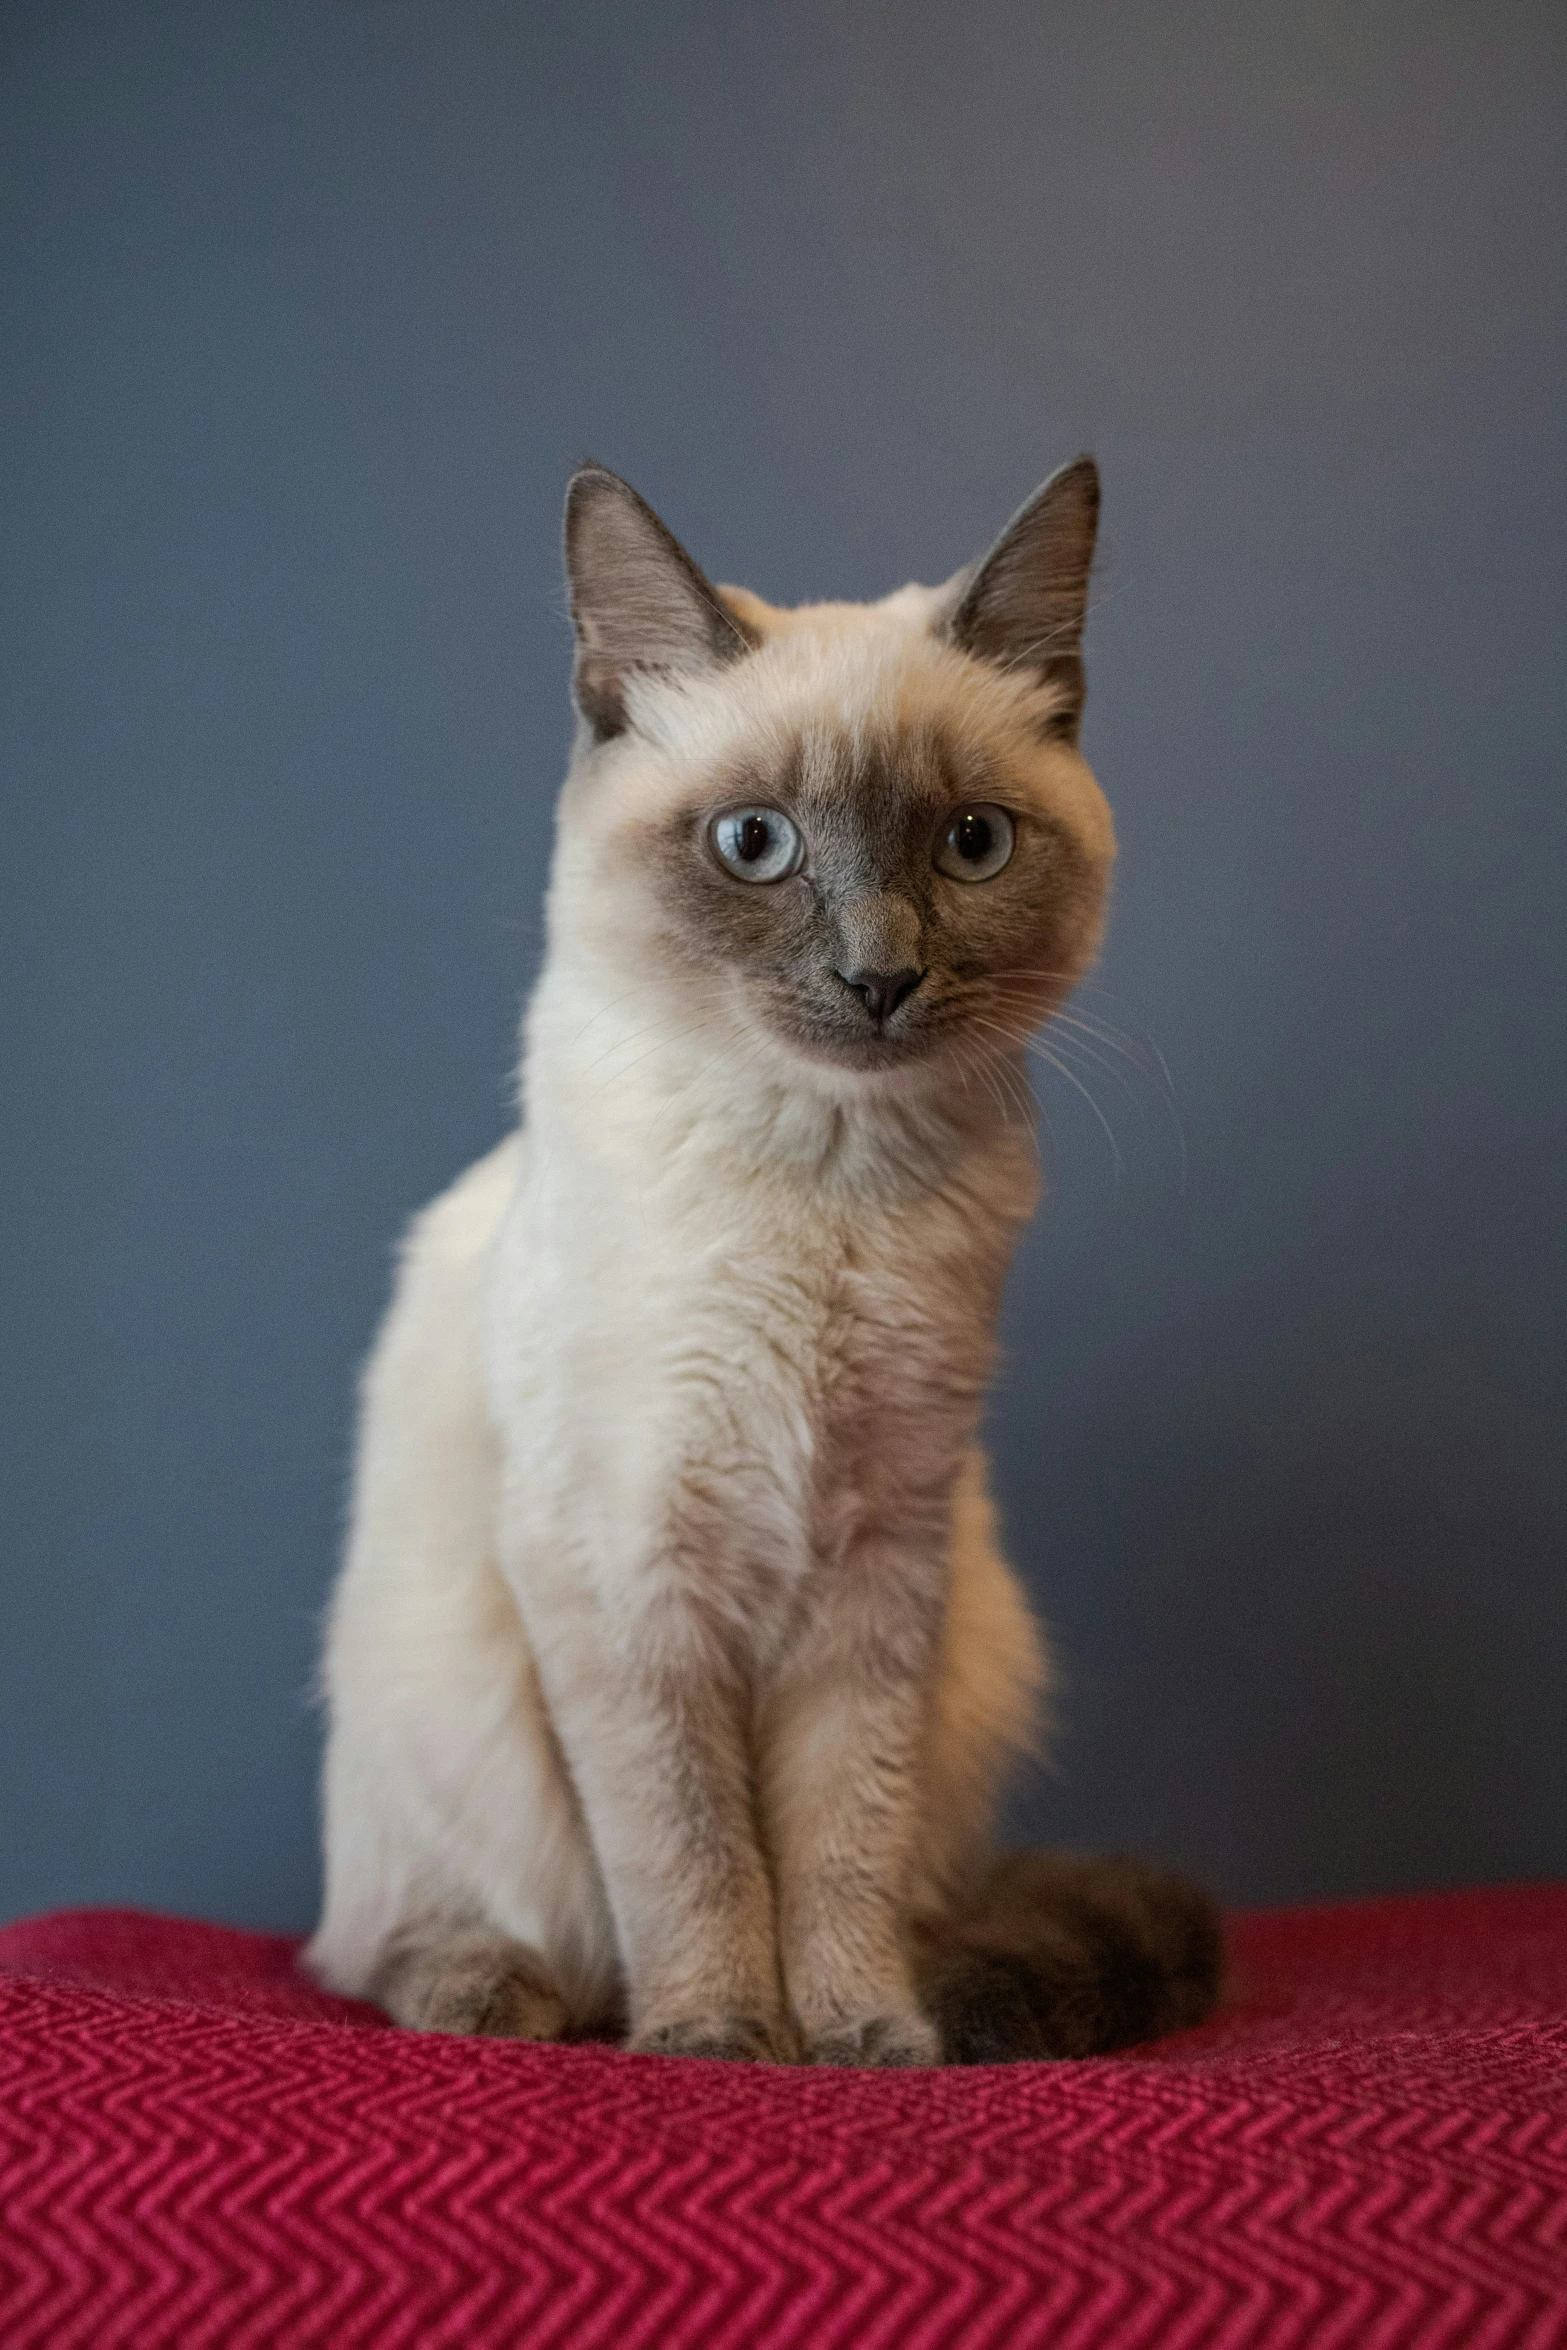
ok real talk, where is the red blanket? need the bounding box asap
[2,1887,1564,2348]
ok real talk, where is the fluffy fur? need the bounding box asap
[307,461,1220,2063]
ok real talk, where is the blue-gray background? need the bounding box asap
[4,0,1564,1932]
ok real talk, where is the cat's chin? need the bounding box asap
[767,1018,944,1080]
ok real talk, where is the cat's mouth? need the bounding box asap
[764,985,948,1073]
[745,961,1045,1078]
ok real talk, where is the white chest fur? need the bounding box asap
[486,983,1037,1657]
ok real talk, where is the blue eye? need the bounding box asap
[709,807,804,883]
[933,803,1015,881]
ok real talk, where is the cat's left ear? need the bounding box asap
[946,456,1100,742]
[563,465,758,741]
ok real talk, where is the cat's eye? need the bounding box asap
[933,803,1015,882]
[708,806,804,884]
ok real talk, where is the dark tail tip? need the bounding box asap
[918,1848,1225,2066]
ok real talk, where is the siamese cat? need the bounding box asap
[307,460,1219,2064]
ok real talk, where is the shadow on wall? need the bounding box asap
[1006,1143,1567,1909]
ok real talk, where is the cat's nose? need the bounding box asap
[837,966,923,1023]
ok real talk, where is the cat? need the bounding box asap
[305,458,1220,2064]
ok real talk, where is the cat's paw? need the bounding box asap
[631,2012,794,2064]
[431,1951,568,2040]
[804,2006,940,2068]
[374,1924,570,2040]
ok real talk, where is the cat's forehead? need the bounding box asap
[624,596,1060,804]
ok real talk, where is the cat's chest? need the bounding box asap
[622,1207,997,1581]
[494,1128,1021,1560]
[619,1177,1002,1468]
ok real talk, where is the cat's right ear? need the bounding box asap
[563,466,759,742]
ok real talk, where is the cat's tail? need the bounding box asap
[913,1848,1224,2064]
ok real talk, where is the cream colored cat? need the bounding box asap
[307,460,1219,2065]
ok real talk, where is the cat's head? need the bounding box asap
[549,462,1114,1082]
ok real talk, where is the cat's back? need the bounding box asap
[347,1131,523,1557]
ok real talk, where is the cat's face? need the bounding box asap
[552,466,1115,1084]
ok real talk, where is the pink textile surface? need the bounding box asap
[1,1888,1564,2349]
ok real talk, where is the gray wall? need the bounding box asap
[3,0,1563,1931]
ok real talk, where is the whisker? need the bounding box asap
[580,1006,732,1092]
[985,978,1187,1188]
[1028,1040,1125,1182]
[967,1032,1034,1132]
[564,979,653,1053]
[979,1009,1147,1112]
[985,1042,1044,1147]
[992,996,1153,1068]
[957,1028,1055,1164]
[963,1034,1018,1127]
[969,1012,1124,1181]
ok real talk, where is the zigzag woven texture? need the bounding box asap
[2,1888,1565,2349]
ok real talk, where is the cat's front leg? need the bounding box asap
[761,1559,944,2067]
[524,1580,793,2063]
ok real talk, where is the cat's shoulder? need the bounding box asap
[402,1132,524,1273]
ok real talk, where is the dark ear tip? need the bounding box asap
[1059,453,1100,510]
[565,460,624,508]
